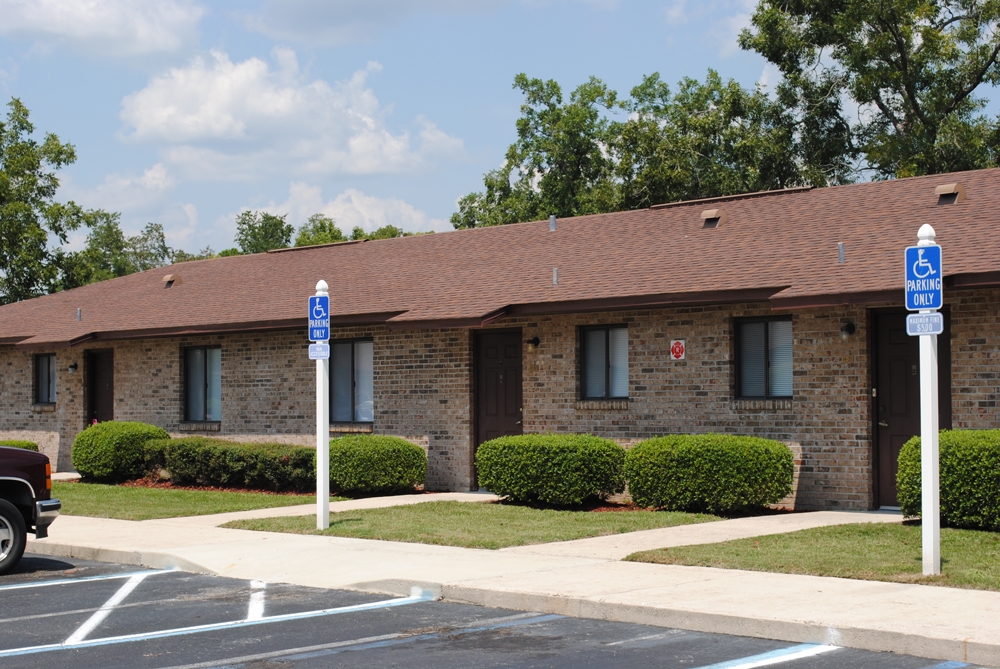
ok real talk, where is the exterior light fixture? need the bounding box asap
[840,322,856,340]
[525,336,540,352]
[68,362,79,374]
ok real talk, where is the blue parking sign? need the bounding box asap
[308,295,330,341]
[904,244,942,311]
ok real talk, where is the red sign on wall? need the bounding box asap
[670,339,686,360]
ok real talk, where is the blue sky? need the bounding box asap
[0,0,774,255]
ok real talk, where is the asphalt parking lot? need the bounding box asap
[0,554,990,669]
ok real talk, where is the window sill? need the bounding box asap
[178,421,222,432]
[731,398,793,411]
[31,404,56,413]
[330,423,374,434]
[575,400,629,411]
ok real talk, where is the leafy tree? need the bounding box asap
[350,224,406,241]
[294,214,346,247]
[452,74,620,229]
[59,214,175,289]
[453,71,842,227]
[612,70,818,209]
[234,210,293,254]
[218,248,241,257]
[171,246,216,263]
[740,0,1000,178]
[0,98,90,303]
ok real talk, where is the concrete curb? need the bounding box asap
[25,539,998,666]
[440,584,997,667]
[26,540,211,576]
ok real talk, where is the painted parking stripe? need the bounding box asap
[156,611,556,669]
[65,572,151,644]
[247,580,266,621]
[0,587,436,658]
[0,568,175,591]
[918,663,968,669]
[692,643,840,669]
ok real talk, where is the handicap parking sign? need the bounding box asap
[904,244,942,311]
[308,295,330,341]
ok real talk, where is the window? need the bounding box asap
[580,325,628,399]
[331,339,374,422]
[736,318,793,398]
[184,347,222,421]
[35,354,56,404]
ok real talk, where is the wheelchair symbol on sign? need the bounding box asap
[312,302,327,320]
[912,249,936,279]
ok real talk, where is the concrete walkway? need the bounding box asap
[25,502,1000,666]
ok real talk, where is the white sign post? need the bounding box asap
[905,224,942,576]
[312,281,331,529]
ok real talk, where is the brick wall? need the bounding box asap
[3,289,999,505]
[490,302,871,510]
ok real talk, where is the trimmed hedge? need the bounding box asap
[72,421,170,482]
[329,435,426,495]
[625,434,794,514]
[0,440,39,451]
[898,430,1000,531]
[476,434,625,506]
[151,438,315,493]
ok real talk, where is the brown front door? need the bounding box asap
[475,331,523,447]
[86,350,114,424]
[873,312,951,507]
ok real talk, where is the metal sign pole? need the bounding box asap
[915,226,940,575]
[314,280,330,530]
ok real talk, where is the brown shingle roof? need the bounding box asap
[3,168,1000,348]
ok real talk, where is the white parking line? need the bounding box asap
[0,586,436,658]
[65,572,152,644]
[0,569,175,591]
[247,580,266,621]
[693,644,840,669]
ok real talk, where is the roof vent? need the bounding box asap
[701,208,727,228]
[549,214,557,231]
[163,274,181,288]
[935,183,966,204]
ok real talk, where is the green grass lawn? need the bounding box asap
[223,500,719,549]
[626,522,1000,591]
[54,481,345,521]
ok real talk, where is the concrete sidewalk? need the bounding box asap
[26,505,1000,666]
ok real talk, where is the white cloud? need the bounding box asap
[260,182,452,235]
[245,0,504,45]
[64,163,175,214]
[0,0,205,57]
[664,0,687,24]
[705,0,756,57]
[757,63,781,94]
[120,50,464,181]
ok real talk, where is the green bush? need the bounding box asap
[329,435,426,495]
[625,434,794,513]
[158,438,315,492]
[72,421,170,482]
[0,440,39,451]
[897,430,1000,531]
[476,434,625,506]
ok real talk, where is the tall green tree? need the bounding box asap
[452,74,620,229]
[0,98,90,303]
[350,224,406,241]
[234,210,294,254]
[740,0,1000,178]
[612,70,826,209]
[59,214,175,289]
[294,214,346,247]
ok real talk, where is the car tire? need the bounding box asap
[0,498,27,576]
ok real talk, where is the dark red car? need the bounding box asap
[0,447,61,574]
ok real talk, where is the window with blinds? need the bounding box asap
[331,339,374,423]
[184,347,222,421]
[35,354,57,404]
[581,325,629,399]
[736,318,793,398]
